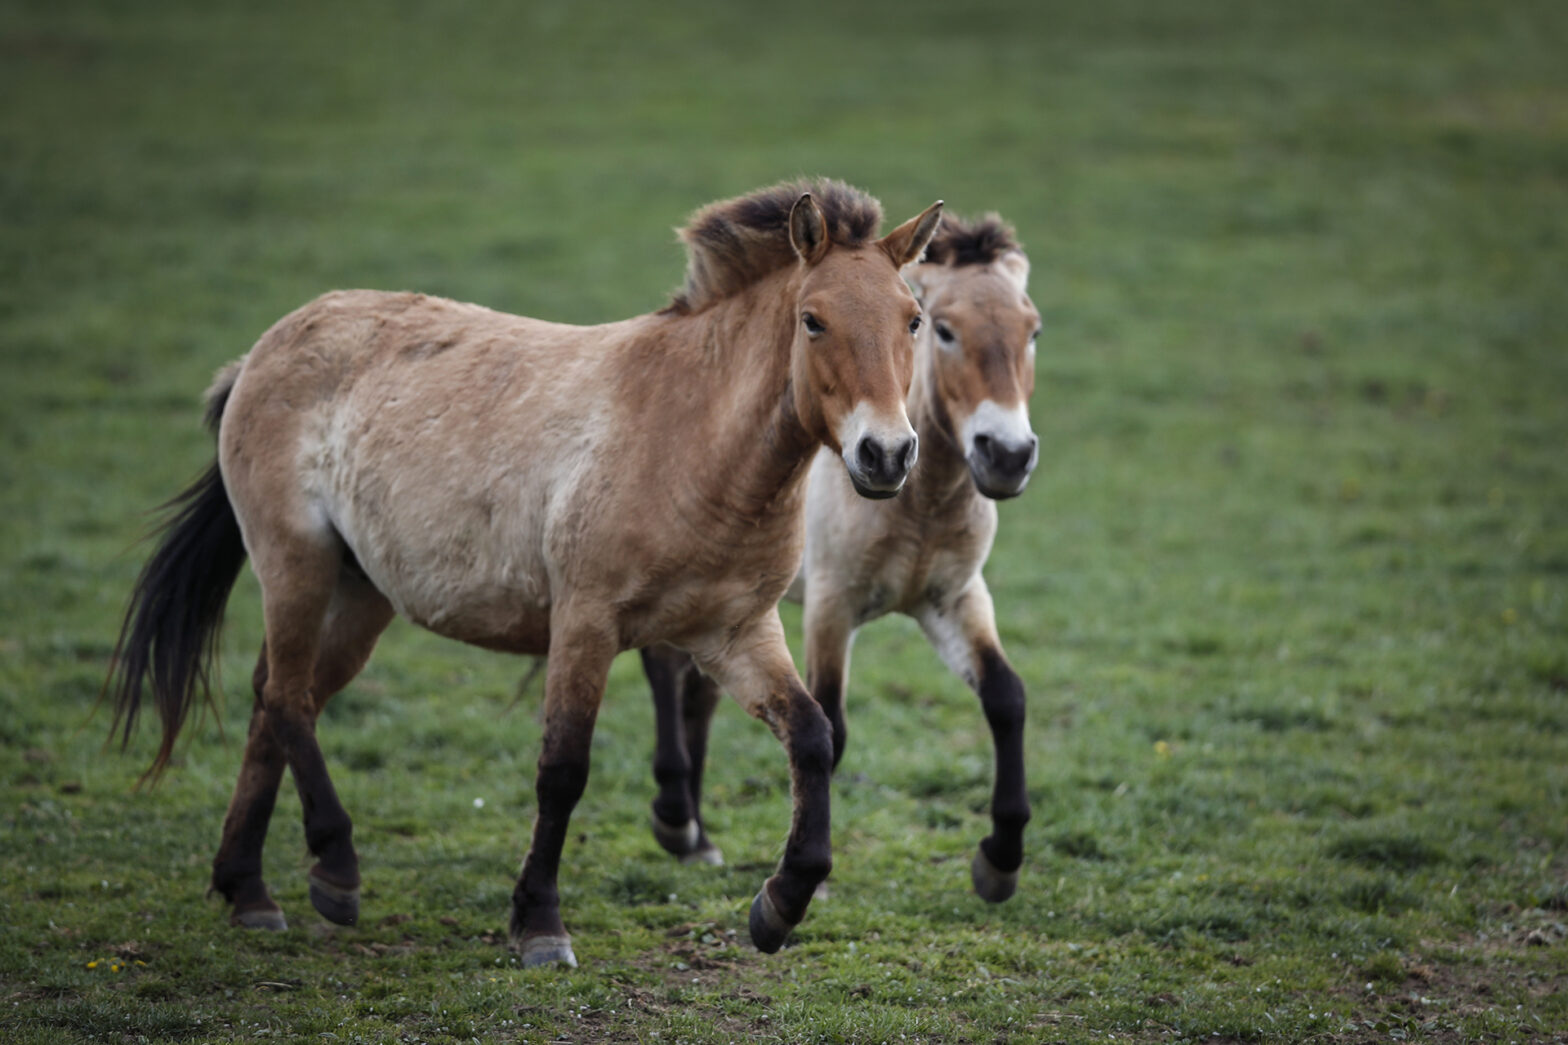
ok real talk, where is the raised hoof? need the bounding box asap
[970,847,1020,904]
[748,884,796,954]
[681,843,725,867]
[232,907,288,932]
[308,873,360,926]
[516,934,578,969]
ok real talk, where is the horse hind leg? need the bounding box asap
[677,664,724,864]
[211,562,393,929]
[209,646,289,930]
[644,646,724,866]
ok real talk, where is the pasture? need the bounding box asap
[2,1,1566,1041]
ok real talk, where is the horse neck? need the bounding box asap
[666,273,818,528]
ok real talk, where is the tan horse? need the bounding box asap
[645,214,1038,903]
[106,179,942,968]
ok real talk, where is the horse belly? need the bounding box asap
[325,452,559,654]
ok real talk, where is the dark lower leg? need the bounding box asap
[511,755,590,942]
[975,647,1030,872]
[810,671,848,771]
[645,647,697,833]
[269,710,360,921]
[764,687,835,924]
[210,696,287,921]
[510,630,612,966]
[679,671,722,846]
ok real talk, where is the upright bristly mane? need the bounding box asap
[664,178,884,315]
[922,213,1021,268]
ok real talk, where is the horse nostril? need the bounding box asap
[974,433,995,464]
[856,437,883,474]
[998,438,1034,475]
[975,433,1036,477]
[894,436,917,474]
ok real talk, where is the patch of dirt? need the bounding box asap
[1329,921,1567,1043]
[109,941,150,960]
[348,936,418,958]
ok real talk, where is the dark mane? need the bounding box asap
[923,213,1021,267]
[664,178,884,315]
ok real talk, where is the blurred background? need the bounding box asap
[2,0,1565,1039]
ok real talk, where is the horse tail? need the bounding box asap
[106,358,250,783]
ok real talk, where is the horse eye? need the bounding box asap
[934,321,955,344]
[908,316,922,335]
[802,312,825,336]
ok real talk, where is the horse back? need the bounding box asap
[217,291,638,651]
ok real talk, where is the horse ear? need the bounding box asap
[994,250,1031,292]
[789,193,831,264]
[880,200,944,268]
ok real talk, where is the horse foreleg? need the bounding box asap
[918,581,1030,903]
[696,613,833,954]
[510,622,615,969]
[803,595,856,770]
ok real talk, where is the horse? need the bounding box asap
[641,214,1039,904]
[105,179,943,969]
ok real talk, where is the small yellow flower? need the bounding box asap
[86,960,99,969]
[1154,740,1172,758]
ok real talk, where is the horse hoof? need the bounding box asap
[748,884,796,954]
[970,847,1019,904]
[516,934,578,969]
[681,843,725,867]
[650,812,700,856]
[232,906,288,932]
[308,873,360,926]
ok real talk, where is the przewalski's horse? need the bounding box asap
[644,214,1039,903]
[105,179,943,968]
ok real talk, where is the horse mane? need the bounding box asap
[663,178,884,315]
[922,213,1021,267]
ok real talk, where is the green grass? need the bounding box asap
[4,0,1567,1041]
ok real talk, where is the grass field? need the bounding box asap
[3,1,1567,1042]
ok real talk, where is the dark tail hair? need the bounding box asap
[106,365,249,783]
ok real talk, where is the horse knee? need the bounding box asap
[809,675,849,769]
[536,758,590,813]
[784,691,834,780]
[978,652,1026,737]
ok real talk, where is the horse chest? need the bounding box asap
[854,513,990,622]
